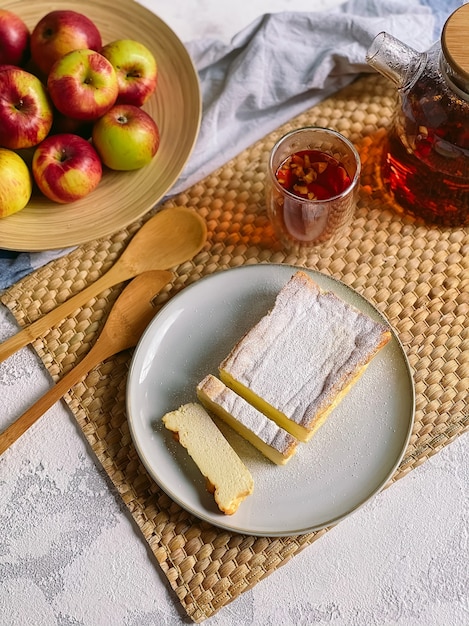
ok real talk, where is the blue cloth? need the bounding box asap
[0,0,462,291]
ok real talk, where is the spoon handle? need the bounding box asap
[0,262,131,365]
[0,349,100,456]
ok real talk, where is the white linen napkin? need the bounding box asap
[171,0,436,194]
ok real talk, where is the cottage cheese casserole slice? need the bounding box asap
[162,402,254,515]
[219,270,391,442]
[197,374,298,465]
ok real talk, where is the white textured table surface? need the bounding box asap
[1,1,468,625]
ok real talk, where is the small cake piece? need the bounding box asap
[219,270,391,442]
[162,402,254,515]
[197,374,298,466]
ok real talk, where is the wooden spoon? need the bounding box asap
[0,206,206,364]
[0,269,173,456]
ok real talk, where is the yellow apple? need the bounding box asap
[0,148,32,217]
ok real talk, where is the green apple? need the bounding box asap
[100,39,157,107]
[0,148,32,217]
[92,103,159,170]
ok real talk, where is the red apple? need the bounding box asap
[100,39,158,107]
[48,49,118,121]
[92,104,159,170]
[0,9,30,67]
[30,9,102,76]
[0,68,53,149]
[32,133,102,203]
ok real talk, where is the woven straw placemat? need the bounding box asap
[2,74,469,622]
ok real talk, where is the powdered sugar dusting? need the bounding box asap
[220,271,390,428]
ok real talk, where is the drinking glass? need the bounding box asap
[266,127,361,249]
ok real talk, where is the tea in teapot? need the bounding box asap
[366,4,469,227]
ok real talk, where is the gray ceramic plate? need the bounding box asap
[126,264,415,536]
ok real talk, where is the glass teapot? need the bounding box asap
[366,4,469,227]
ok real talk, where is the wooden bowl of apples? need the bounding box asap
[0,0,201,251]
